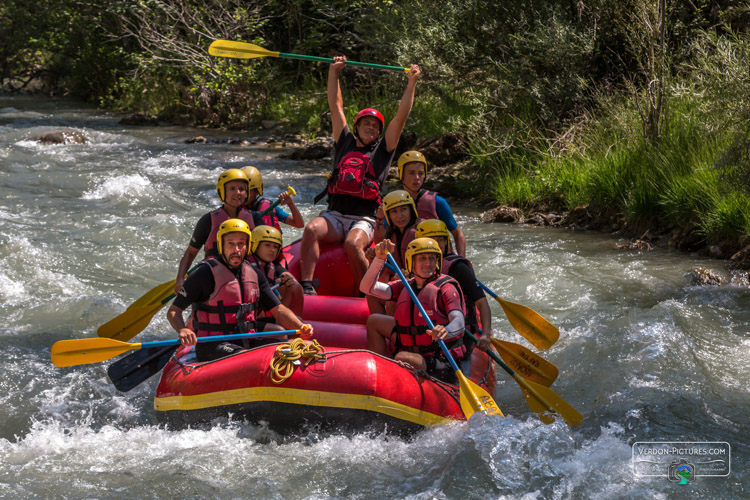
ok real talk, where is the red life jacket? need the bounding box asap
[415,190,438,220]
[192,259,260,337]
[206,208,257,256]
[254,196,281,231]
[315,151,382,204]
[388,225,418,272]
[248,254,277,319]
[249,254,277,283]
[442,253,479,332]
[392,275,466,359]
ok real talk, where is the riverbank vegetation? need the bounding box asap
[2,0,749,255]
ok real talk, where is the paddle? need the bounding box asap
[107,344,177,392]
[98,263,202,341]
[258,186,296,218]
[105,279,313,390]
[127,280,175,311]
[209,40,410,73]
[52,330,302,368]
[385,253,502,419]
[462,331,558,387]
[476,341,583,427]
[476,280,559,350]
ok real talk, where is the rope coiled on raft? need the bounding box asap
[269,338,326,384]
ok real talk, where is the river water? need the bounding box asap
[0,96,747,498]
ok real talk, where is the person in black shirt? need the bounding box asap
[299,55,421,295]
[167,219,312,362]
[174,168,263,295]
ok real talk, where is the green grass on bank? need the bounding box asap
[486,94,750,248]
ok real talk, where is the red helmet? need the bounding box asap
[354,108,384,132]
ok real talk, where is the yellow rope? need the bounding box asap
[269,338,326,384]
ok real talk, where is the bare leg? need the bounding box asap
[300,216,339,282]
[280,281,304,316]
[394,351,427,371]
[366,295,386,315]
[366,314,395,355]
[344,228,370,292]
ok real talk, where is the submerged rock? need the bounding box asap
[119,113,158,126]
[480,205,524,223]
[729,245,750,270]
[34,129,87,145]
[686,267,728,286]
[285,138,333,160]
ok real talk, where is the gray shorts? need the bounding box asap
[320,210,375,243]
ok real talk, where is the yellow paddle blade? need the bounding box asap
[51,338,141,367]
[492,338,558,387]
[494,296,559,350]
[209,40,280,59]
[128,280,175,310]
[457,371,503,419]
[513,374,583,427]
[97,301,165,342]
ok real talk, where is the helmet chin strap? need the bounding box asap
[413,267,437,281]
[353,123,380,148]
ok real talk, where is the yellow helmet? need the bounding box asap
[416,219,450,240]
[240,166,264,195]
[251,225,283,255]
[382,190,417,227]
[397,150,428,181]
[216,168,249,202]
[216,218,252,257]
[404,237,442,275]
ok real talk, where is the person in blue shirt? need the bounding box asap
[395,150,466,256]
[241,166,304,232]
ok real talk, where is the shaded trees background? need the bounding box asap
[2,1,750,248]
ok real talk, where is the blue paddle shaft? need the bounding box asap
[385,253,461,373]
[476,280,498,299]
[140,330,298,349]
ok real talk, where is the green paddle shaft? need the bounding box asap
[258,199,281,218]
[278,52,409,73]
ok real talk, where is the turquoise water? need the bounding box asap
[0,96,747,498]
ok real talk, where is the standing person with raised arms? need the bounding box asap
[241,165,304,231]
[299,56,421,295]
[397,151,467,256]
[173,168,263,295]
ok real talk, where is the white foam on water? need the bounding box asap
[81,174,151,202]
[139,152,212,180]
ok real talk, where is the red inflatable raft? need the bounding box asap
[154,242,498,432]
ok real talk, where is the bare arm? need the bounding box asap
[328,56,347,143]
[167,304,197,346]
[269,303,311,334]
[475,297,492,350]
[175,245,200,294]
[279,191,304,228]
[384,64,421,151]
[451,227,466,257]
